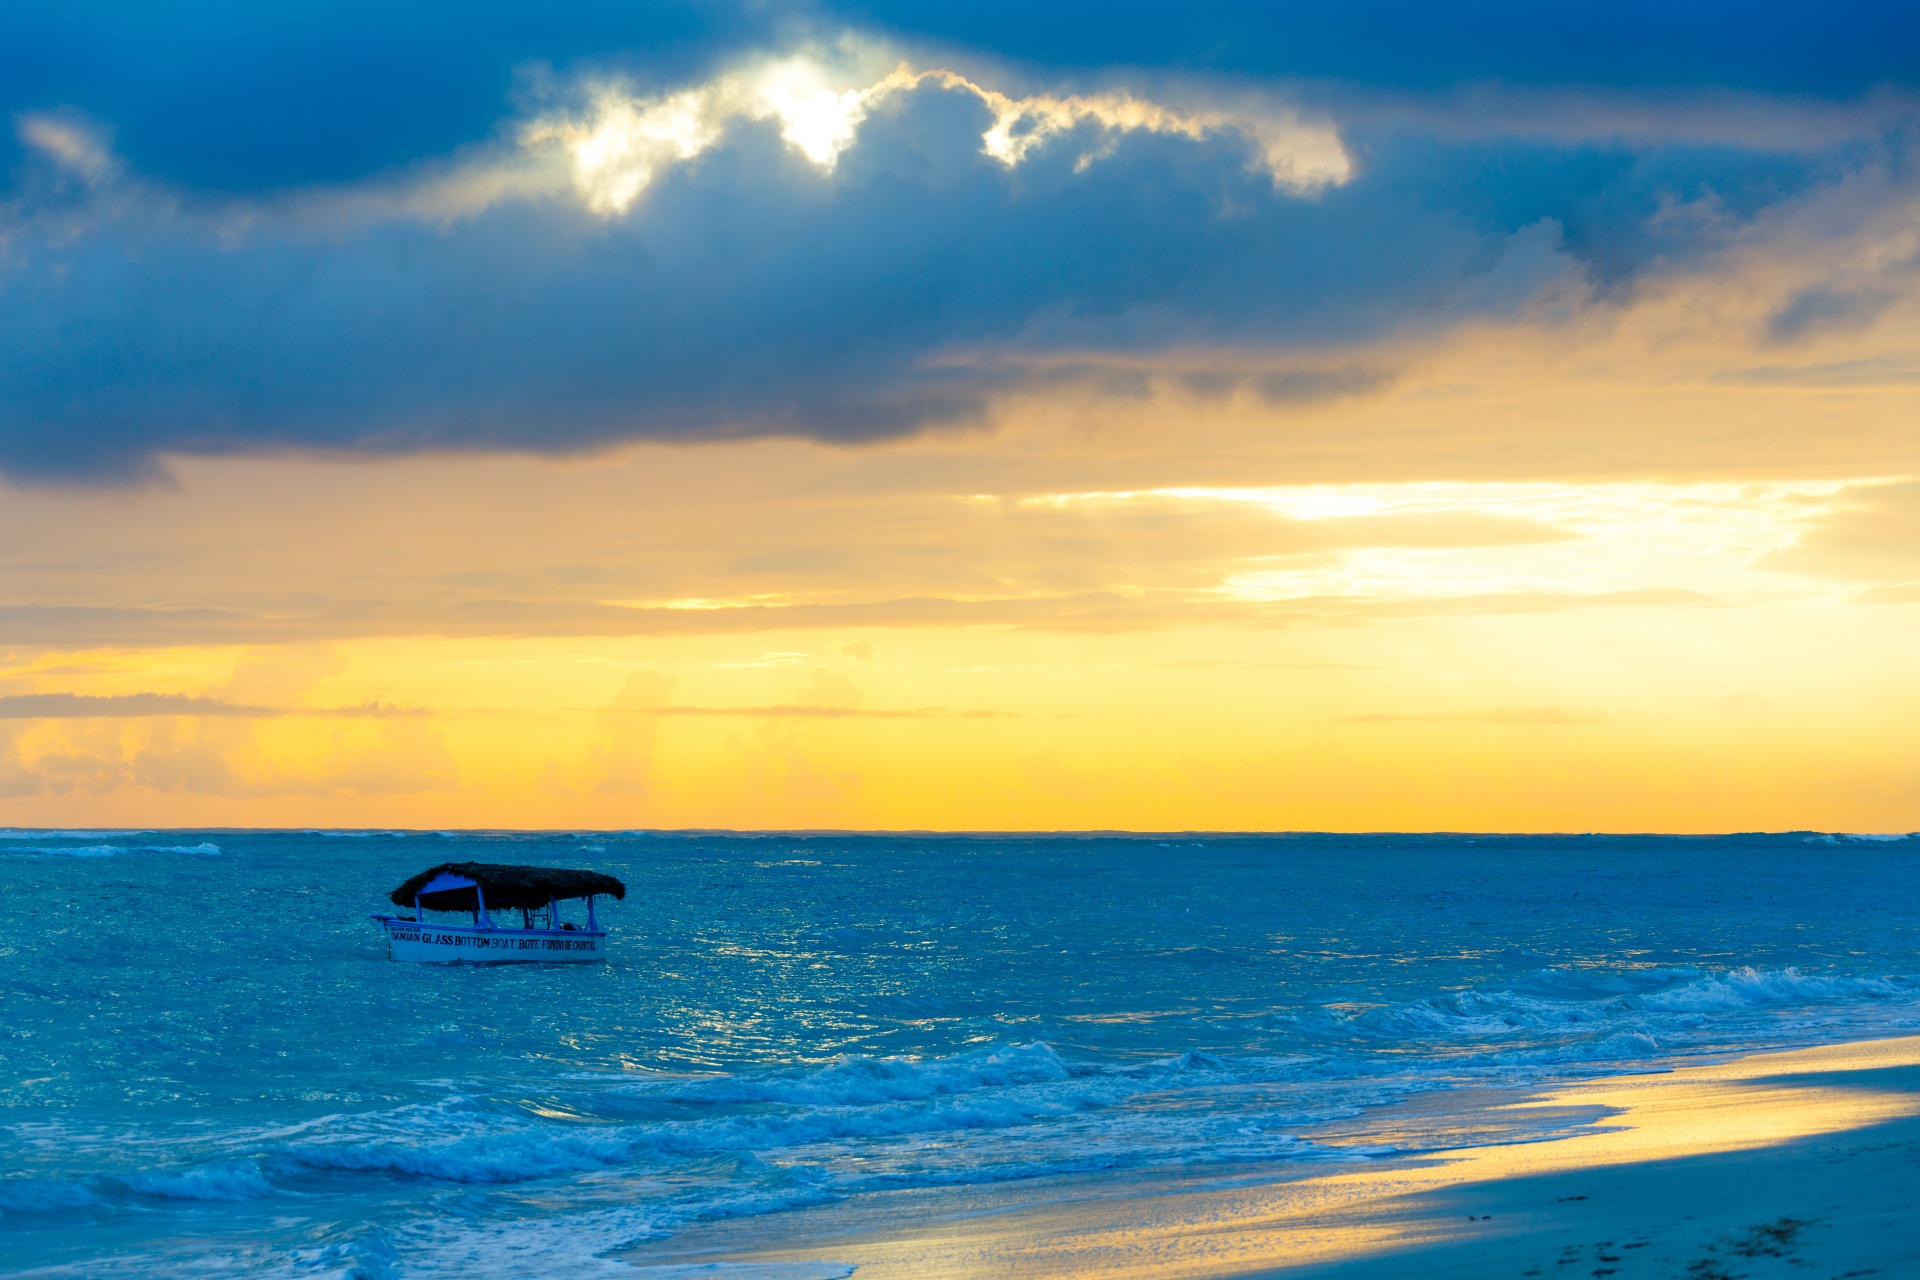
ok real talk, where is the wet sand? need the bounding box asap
[616,1036,1920,1279]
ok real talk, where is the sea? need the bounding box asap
[2,829,1918,1278]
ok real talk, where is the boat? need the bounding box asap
[369,861,625,963]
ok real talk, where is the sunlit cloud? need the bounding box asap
[1017,481,1863,607]
[1343,706,1618,725]
[15,113,120,186]
[515,44,1352,215]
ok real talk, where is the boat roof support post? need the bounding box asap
[587,893,598,931]
[476,883,495,930]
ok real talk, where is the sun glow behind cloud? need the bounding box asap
[517,46,1352,215]
[1024,481,1863,605]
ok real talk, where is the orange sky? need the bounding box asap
[5,242,1920,830]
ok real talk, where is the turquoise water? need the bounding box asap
[3,829,1918,1277]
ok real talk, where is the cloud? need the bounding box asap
[511,47,1350,215]
[1712,357,1920,387]
[1768,284,1902,341]
[1764,481,1920,582]
[604,703,1007,718]
[0,32,1915,482]
[0,587,1715,648]
[595,665,1005,720]
[3,1,1909,203]
[794,666,866,709]
[846,2,1920,98]
[0,692,417,718]
[15,114,120,186]
[1341,706,1616,725]
[595,668,675,794]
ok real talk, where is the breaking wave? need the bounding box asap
[29,961,1913,1228]
[10,829,1920,1279]
[5,841,219,857]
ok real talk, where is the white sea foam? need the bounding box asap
[1636,966,1903,1012]
[11,844,124,857]
[7,841,219,857]
[1283,966,1916,1056]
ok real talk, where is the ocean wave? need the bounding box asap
[265,1091,1112,1186]
[0,1160,274,1216]
[287,1229,402,1280]
[1281,965,1916,1053]
[9,844,124,857]
[640,1041,1079,1108]
[37,957,1904,1258]
[21,959,1920,1278]
[233,964,1919,1196]
[1636,966,1904,1012]
[274,1125,636,1184]
[227,1040,1410,1209]
[0,1177,102,1215]
[6,841,219,857]
[116,1159,275,1201]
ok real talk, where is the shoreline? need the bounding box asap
[615,1035,1920,1279]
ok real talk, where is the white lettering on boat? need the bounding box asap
[378,918,603,961]
[386,926,596,949]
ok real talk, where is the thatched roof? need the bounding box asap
[389,862,627,912]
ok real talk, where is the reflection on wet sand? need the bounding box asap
[618,1036,1920,1279]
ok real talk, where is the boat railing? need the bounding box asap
[369,909,605,935]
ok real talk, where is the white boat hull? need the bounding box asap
[373,916,607,963]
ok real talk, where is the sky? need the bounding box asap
[1,1,1918,831]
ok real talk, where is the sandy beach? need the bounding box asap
[618,1036,1920,1280]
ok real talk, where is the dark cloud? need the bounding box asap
[849,0,1920,96]
[4,2,1910,197]
[0,27,1911,482]
[1768,283,1902,341]
[0,0,743,191]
